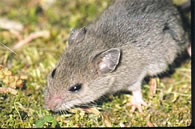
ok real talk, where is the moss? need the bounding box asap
[0,0,191,127]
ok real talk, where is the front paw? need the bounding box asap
[126,90,147,113]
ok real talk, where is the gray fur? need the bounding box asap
[44,0,190,112]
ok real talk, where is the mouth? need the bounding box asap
[55,99,83,111]
[48,97,96,112]
[44,98,80,112]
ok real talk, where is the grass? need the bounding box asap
[0,0,191,127]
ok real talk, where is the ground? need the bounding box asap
[0,0,191,127]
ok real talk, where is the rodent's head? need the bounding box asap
[44,27,121,112]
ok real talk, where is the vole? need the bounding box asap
[44,0,191,112]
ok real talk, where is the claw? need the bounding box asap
[131,98,147,112]
[127,89,147,113]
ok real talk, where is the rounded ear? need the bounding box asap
[68,27,87,45]
[92,48,121,74]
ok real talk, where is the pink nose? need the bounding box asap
[47,96,62,111]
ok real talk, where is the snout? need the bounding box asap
[44,95,63,111]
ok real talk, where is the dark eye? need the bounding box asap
[51,68,56,78]
[68,83,82,92]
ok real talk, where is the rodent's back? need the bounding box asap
[86,0,189,68]
[89,0,189,49]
